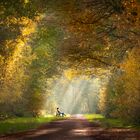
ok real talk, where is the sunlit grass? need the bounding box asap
[0,116,65,135]
[84,114,140,129]
[84,114,104,122]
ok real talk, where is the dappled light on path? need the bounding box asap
[1,116,139,140]
[25,128,62,138]
[73,114,84,118]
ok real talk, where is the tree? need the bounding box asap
[99,47,140,123]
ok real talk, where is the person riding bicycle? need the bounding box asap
[56,107,66,117]
[56,107,61,116]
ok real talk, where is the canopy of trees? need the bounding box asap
[0,0,140,124]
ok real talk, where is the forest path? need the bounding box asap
[0,115,140,140]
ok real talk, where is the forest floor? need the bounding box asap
[0,115,140,140]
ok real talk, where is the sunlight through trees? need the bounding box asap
[0,0,140,125]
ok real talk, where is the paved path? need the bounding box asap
[0,116,140,140]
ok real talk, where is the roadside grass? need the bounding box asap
[84,114,140,129]
[84,114,104,122]
[0,115,66,135]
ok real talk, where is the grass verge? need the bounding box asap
[0,116,64,135]
[84,114,140,129]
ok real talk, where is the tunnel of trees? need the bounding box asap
[0,0,140,124]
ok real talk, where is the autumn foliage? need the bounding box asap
[0,0,140,125]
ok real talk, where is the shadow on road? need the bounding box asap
[0,117,140,140]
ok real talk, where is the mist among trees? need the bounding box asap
[0,0,140,125]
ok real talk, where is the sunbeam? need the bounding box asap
[47,71,110,115]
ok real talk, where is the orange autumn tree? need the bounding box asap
[98,47,140,123]
[0,0,140,121]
